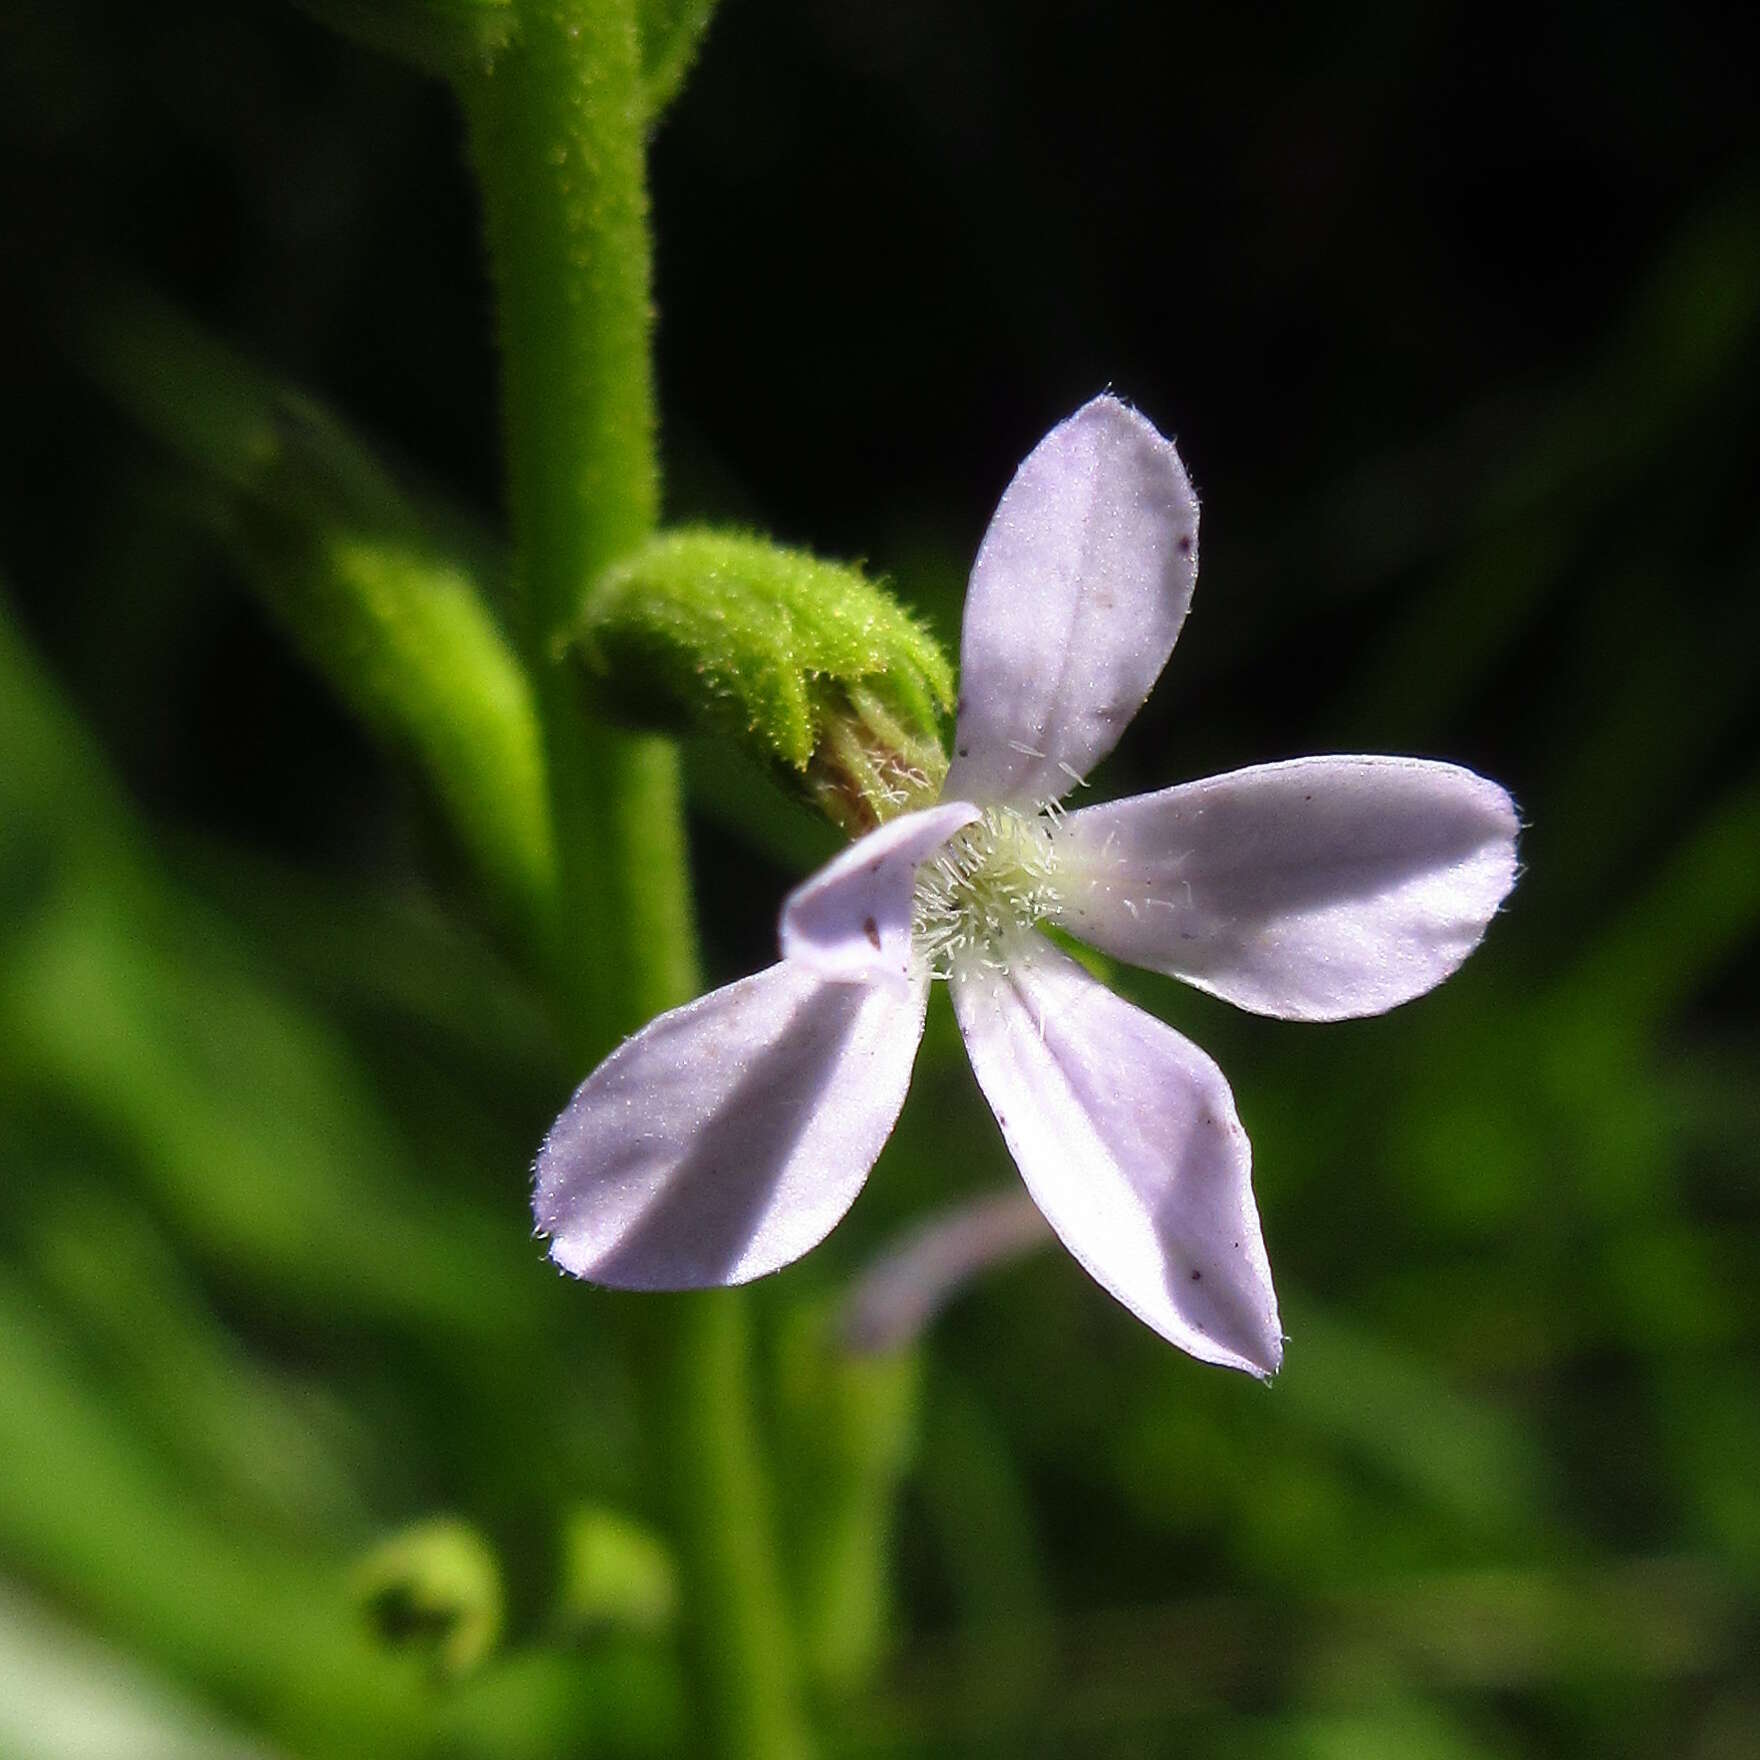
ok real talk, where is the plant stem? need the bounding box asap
[462,5,812,1754]
[465,0,675,1046]
[651,1292,812,1760]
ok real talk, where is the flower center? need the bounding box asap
[912,804,1063,979]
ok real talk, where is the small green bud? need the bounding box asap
[297,0,515,77]
[353,1516,503,1678]
[575,528,954,837]
[557,1506,678,1638]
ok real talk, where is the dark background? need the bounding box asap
[2,2,1757,1755]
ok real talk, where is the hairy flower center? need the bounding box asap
[912,804,1062,978]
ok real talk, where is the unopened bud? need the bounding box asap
[557,1506,678,1638]
[353,1516,503,1678]
[574,528,953,833]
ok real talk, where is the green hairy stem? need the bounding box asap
[461,4,812,1754]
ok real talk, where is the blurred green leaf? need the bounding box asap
[297,0,516,76]
[87,293,556,944]
[0,1581,281,1760]
[172,837,568,1095]
[1272,1296,1552,1543]
[438,1642,686,1759]
[0,1271,435,1757]
[772,1299,921,1694]
[895,1366,1053,1746]
[0,597,538,1342]
[25,1182,369,1540]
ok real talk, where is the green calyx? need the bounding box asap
[574,528,954,835]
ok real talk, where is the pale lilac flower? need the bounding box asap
[535,396,1519,1376]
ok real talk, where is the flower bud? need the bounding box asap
[353,1517,503,1678]
[557,1506,678,1638]
[573,528,954,835]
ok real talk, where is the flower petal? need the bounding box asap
[780,800,981,985]
[535,962,927,1288]
[943,395,1200,809]
[1055,756,1519,1021]
[951,935,1281,1375]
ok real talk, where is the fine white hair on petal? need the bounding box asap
[1055,755,1520,1021]
[535,962,927,1289]
[942,394,1200,811]
[841,1189,1053,1354]
[951,934,1283,1377]
[780,800,982,986]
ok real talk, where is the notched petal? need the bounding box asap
[944,395,1200,809]
[535,963,927,1289]
[780,800,981,985]
[952,936,1283,1376]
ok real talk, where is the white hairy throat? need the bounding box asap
[910,802,1068,980]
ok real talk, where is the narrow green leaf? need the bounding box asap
[0,1270,436,1757]
[86,293,556,943]
[773,1299,921,1695]
[0,598,539,1343]
[26,1182,370,1539]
